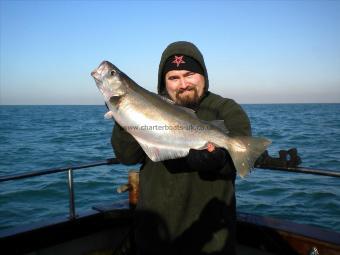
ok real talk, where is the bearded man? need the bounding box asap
[111,41,251,255]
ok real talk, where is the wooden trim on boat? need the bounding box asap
[237,212,340,255]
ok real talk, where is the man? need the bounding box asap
[111,41,251,254]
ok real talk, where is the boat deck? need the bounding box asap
[1,201,339,255]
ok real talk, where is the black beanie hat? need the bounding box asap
[162,55,205,77]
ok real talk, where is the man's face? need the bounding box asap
[165,70,205,106]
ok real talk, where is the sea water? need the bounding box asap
[0,104,339,231]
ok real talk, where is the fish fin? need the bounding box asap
[158,95,197,117]
[135,138,189,161]
[177,106,197,117]
[159,95,176,104]
[104,111,114,119]
[225,136,271,177]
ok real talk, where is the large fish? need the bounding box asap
[91,61,271,177]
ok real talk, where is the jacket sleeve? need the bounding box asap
[218,99,252,137]
[216,98,252,178]
[111,123,145,164]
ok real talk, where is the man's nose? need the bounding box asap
[178,77,189,89]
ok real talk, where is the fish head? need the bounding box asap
[91,61,127,101]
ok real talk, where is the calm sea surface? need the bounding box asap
[0,104,339,232]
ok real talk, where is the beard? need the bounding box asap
[175,86,202,108]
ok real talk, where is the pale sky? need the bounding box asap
[1,0,339,105]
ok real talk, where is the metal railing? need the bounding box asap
[0,158,120,220]
[0,157,339,220]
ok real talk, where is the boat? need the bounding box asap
[1,152,340,255]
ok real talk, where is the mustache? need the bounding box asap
[175,86,196,96]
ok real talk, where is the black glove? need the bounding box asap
[187,147,228,172]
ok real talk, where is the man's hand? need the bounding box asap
[187,146,228,172]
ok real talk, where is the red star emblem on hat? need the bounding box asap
[172,55,186,67]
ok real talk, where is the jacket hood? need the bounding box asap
[157,41,209,96]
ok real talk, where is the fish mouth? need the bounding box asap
[91,70,97,77]
[91,64,103,81]
[91,70,101,83]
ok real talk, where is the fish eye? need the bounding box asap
[110,70,116,76]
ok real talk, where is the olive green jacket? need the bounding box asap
[111,92,251,254]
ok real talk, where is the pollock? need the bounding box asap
[91,61,271,177]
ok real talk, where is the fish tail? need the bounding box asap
[225,136,271,177]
